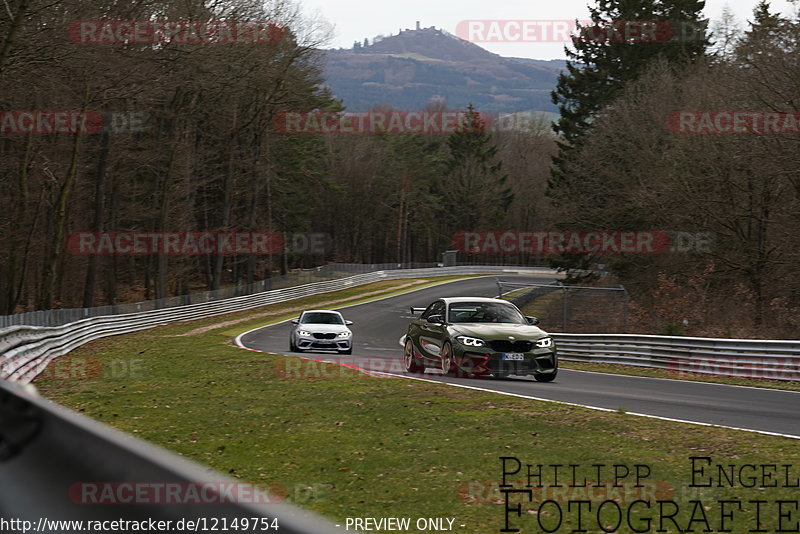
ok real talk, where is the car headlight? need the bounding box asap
[338,331,351,338]
[536,337,553,348]
[298,330,312,337]
[456,335,485,347]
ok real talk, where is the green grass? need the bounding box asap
[498,288,529,299]
[517,290,563,320]
[34,278,800,533]
[170,275,485,340]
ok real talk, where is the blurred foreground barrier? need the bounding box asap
[0,265,553,527]
[0,380,344,531]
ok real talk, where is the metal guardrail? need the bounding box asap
[0,380,346,531]
[0,266,556,384]
[0,262,441,329]
[553,333,800,381]
[2,264,800,527]
[502,282,799,380]
[4,266,798,384]
[0,265,554,527]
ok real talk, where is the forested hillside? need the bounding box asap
[322,26,563,113]
[1,0,798,338]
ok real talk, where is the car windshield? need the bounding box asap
[448,302,526,324]
[300,312,344,325]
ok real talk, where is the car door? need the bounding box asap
[415,300,447,362]
[409,302,438,356]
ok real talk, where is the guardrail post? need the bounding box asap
[620,285,629,332]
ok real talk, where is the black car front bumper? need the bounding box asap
[454,346,557,377]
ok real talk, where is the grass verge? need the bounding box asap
[163,275,484,340]
[34,278,800,533]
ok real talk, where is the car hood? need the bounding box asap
[450,323,548,340]
[296,324,349,333]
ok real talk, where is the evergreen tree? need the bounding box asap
[736,0,788,63]
[437,105,513,235]
[547,0,710,278]
[383,134,447,262]
[551,0,710,184]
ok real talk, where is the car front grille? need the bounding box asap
[311,341,343,348]
[489,340,534,353]
[313,333,337,340]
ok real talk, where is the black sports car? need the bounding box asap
[403,297,557,381]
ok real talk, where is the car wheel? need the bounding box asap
[289,338,303,353]
[440,342,456,375]
[339,348,352,355]
[533,370,557,382]
[403,338,424,373]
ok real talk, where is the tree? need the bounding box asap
[709,5,741,60]
[550,0,710,184]
[437,105,513,235]
[547,0,710,280]
[0,0,339,310]
[548,0,800,333]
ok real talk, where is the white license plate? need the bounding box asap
[502,353,525,361]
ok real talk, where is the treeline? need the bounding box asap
[549,1,800,337]
[0,0,556,313]
[3,0,798,338]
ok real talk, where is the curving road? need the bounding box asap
[238,275,800,438]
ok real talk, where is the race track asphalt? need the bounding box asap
[238,275,800,438]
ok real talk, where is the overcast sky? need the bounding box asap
[298,0,798,59]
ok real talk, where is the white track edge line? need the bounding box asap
[234,280,800,441]
[239,340,800,440]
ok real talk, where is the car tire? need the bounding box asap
[403,338,425,373]
[440,342,456,375]
[339,348,352,355]
[289,338,303,353]
[533,370,557,382]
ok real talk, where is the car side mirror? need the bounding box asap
[345,320,353,325]
[427,314,445,325]
[291,318,299,324]
[526,316,540,326]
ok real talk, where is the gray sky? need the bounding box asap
[299,0,798,59]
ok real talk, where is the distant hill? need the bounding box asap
[320,25,566,115]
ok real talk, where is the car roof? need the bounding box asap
[440,297,510,305]
[301,309,343,315]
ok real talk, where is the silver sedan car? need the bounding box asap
[289,310,354,354]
